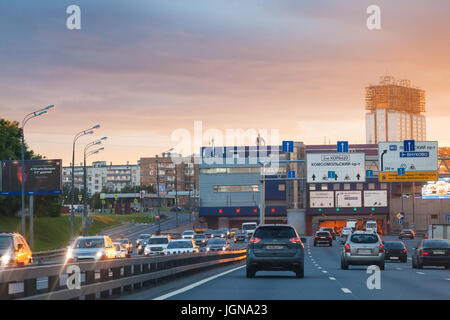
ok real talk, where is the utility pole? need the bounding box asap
[175,164,178,227]
[156,159,161,234]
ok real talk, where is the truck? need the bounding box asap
[242,222,258,237]
[346,220,357,232]
[426,224,450,240]
[365,220,378,234]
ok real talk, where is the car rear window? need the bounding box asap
[350,234,379,244]
[0,236,13,250]
[148,238,169,245]
[167,241,193,249]
[423,240,450,248]
[317,232,330,237]
[384,242,405,249]
[254,226,296,239]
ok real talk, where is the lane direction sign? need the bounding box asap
[307,152,365,183]
[337,141,349,153]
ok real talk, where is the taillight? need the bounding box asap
[422,251,429,256]
[289,237,301,244]
[402,249,407,253]
[345,243,350,253]
[250,237,261,243]
[315,235,319,238]
[378,244,384,253]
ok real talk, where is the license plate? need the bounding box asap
[320,237,326,239]
[266,245,284,250]
[390,256,399,260]
[358,249,372,255]
[433,250,445,255]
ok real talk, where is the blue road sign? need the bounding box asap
[366,170,373,178]
[446,215,450,222]
[389,145,398,151]
[398,219,403,225]
[397,168,406,176]
[400,151,429,158]
[288,171,295,178]
[337,141,348,153]
[403,140,415,152]
[328,171,335,179]
[282,141,294,153]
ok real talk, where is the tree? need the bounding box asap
[0,117,61,217]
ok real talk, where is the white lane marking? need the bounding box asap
[317,266,322,269]
[416,272,425,275]
[153,265,245,300]
[396,267,402,270]
[329,277,336,280]
[341,288,352,293]
[445,278,450,281]
[322,270,328,273]
[408,257,412,261]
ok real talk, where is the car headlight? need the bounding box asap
[65,250,73,261]
[206,247,210,252]
[222,246,226,251]
[96,251,104,259]
[1,254,11,265]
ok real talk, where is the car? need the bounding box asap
[314,231,333,246]
[193,234,208,247]
[399,229,415,240]
[116,238,133,254]
[218,227,231,238]
[234,231,247,243]
[113,242,128,258]
[320,227,337,240]
[0,233,33,267]
[206,238,230,251]
[136,234,151,254]
[66,236,117,262]
[341,231,385,270]
[212,230,226,238]
[246,224,305,278]
[182,230,195,239]
[383,241,407,263]
[412,239,450,269]
[170,206,182,212]
[164,239,199,255]
[204,229,214,239]
[144,235,171,256]
[341,227,353,237]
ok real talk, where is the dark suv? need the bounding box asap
[320,227,337,240]
[314,231,333,246]
[246,225,305,278]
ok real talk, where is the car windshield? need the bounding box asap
[183,231,194,235]
[209,238,226,245]
[148,238,169,244]
[350,234,379,244]
[384,242,405,249]
[242,224,257,230]
[194,235,206,239]
[254,227,296,239]
[401,230,412,233]
[423,240,449,248]
[74,238,105,249]
[0,236,13,250]
[139,235,150,239]
[167,241,193,249]
[118,239,129,244]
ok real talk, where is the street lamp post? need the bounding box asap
[20,105,55,237]
[82,138,106,236]
[70,125,100,239]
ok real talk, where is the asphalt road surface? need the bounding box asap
[118,235,450,300]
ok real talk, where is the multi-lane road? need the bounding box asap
[118,235,450,300]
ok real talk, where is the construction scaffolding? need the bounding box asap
[365,75,426,114]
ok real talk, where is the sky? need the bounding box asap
[1,0,450,166]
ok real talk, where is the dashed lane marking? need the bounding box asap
[341,288,352,294]
[329,277,336,280]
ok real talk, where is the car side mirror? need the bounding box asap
[17,243,23,251]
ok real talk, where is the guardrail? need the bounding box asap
[32,249,67,264]
[0,249,246,300]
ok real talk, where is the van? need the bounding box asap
[0,233,33,267]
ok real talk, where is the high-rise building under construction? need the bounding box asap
[365,75,426,144]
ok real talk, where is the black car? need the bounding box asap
[212,230,226,238]
[234,231,247,242]
[193,234,208,247]
[170,206,182,212]
[383,241,407,263]
[314,231,332,246]
[207,238,230,251]
[204,229,214,239]
[412,239,450,269]
[246,224,305,278]
[399,229,415,240]
[320,228,337,240]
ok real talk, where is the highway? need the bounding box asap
[118,236,450,300]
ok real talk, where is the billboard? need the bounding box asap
[364,190,388,207]
[310,191,334,208]
[336,191,362,207]
[0,160,62,195]
[422,180,450,199]
[307,153,366,183]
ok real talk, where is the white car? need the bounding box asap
[164,239,199,255]
[113,242,127,258]
[182,230,195,239]
[144,236,170,256]
[341,227,353,236]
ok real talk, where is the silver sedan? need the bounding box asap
[341,231,385,270]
